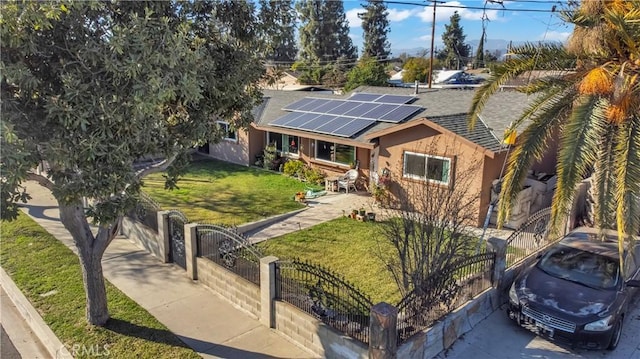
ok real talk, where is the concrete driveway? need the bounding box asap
[439,297,640,359]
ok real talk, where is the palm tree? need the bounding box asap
[468,1,640,268]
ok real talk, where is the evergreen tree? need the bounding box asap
[473,29,486,69]
[296,0,323,62]
[437,12,470,70]
[258,0,297,63]
[359,0,391,60]
[297,0,356,63]
[344,56,389,91]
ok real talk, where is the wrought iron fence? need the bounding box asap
[505,207,566,267]
[167,210,189,270]
[396,251,495,344]
[127,192,161,232]
[275,259,374,344]
[196,224,262,285]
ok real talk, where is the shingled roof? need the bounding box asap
[255,86,536,153]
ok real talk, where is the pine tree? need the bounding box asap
[359,0,390,60]
[437,11,470,70]
[297,0,356,63]
[258,0,297,63]
[473,29,486,69]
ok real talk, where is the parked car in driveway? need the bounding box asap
[507,227,640,350]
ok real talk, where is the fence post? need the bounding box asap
[487,237,507,290]
[184,223,198,280]
[259,256,278,328]
[369,302,398,359]
[157,211,171,263]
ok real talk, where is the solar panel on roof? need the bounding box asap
[315,116,351,134]
[282,98,316,111]
[299,114,337,131]
[271,112,305,126]
[376,94,416,104]
[325,101,358,116]
[296,98,328,112]
[361,104,398,120]
[348,93,382,102]
[288,112,321,127]
[379,105,422,123]
[332,118,376,137]
[343,103,380,118]
[312,100,347,114]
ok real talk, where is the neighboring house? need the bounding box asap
[203,86,557,227]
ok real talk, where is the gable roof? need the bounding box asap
[255,86,535,152]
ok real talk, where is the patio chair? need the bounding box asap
[337,169,359,193]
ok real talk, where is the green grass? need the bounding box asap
[257,217,401,304]
[0,213,199,359]
[142,158,319,224]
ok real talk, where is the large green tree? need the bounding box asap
[437,11,470,70]
[402,57,437,83]
[359,0,390,60]
[468,0,640,268]
[258,0,297,63]
[344,56,389,91]
[296,0,356,63]
[1,1,264,325]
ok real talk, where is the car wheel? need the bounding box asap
[607,319,623,350]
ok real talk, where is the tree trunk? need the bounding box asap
[78,250,110,325]
[58,202,118,326]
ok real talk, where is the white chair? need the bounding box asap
[337,169,359,193]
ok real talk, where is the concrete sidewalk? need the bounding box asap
[18,182,317,359]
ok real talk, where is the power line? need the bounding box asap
[376,0,561,13]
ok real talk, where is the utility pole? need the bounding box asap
[428,0,437,88]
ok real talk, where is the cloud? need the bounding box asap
[542,31,570,42]
[346,8,363,28]
[416,1,500,23]
[387,8,414,22]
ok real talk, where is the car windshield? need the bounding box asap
[537,245,620,290]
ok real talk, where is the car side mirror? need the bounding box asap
[625,279,640,287]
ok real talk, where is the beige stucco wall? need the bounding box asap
[376,124,490,226]
[207,129,251,166]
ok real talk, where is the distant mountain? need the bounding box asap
[391,38,561,58]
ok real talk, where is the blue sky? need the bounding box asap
[342,0,573,54]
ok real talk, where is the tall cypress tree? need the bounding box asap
[437,11,470,70]
[297,0,356,63]
[258,0,297,63]
[473,28,485,69]
[359,0,390,60]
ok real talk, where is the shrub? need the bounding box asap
[303,166,325,185]
[283,160,305,177]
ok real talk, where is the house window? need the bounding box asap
[267,132,298,156]
[403,151,451,185]
[315,140,355,166]
[217,121,237,141]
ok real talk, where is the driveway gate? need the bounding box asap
[167,210,189,270]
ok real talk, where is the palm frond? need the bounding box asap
[496,92,572,226]
[594,112,619,228]
[614,114,640,272]
[551,95,603,231]
[468,43,569,130]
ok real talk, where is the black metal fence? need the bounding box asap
[396,251,495,344]
[275,259,374,344]
[127,192,161,232]
[505,207,565,267]
[196,224,262,285]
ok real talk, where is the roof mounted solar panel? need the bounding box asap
[271,112,306,127]
[311,100,347,114]
[375,94,416,104]
[299,114,337,132]
[343,103,380,118]
[332,118,376,137]
[348,93,383,102]
[325,101,358,116]
[378,105,422,123]
[360,103,398,120]
[315,116,352,134]
[282,98,317,111]
[297,98,331,112]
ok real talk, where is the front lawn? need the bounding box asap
[142,158,316,224]
[0,214,199,359]
[257,217,401,304]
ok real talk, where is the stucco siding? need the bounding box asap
[207,130,250,166]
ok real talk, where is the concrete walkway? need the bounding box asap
[18,182,316,359]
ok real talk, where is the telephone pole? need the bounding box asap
[427,0,444,88]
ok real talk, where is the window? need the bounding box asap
[217,121,237,141]
[267,132,298,156]
[315,140,355,166]
[403,151,451,185]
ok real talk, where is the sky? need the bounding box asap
[342,0,574,55]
